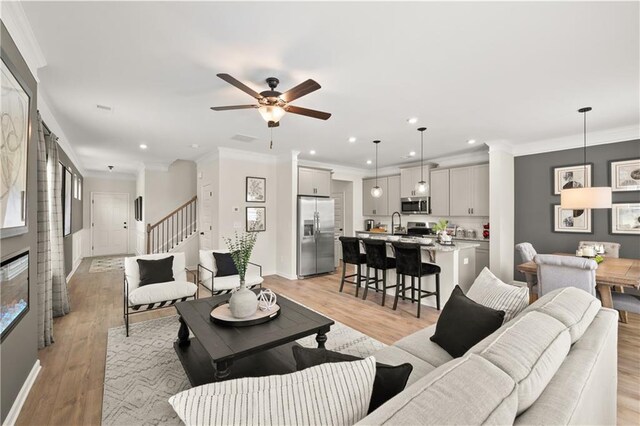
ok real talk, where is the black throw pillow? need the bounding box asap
[137,256,175,286]
[213,252,239,277]
[430,285,505,358]
[292,346,413,414]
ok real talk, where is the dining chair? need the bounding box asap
[578,241,621,258]
[515,242,538,295]
[534,254,597,297]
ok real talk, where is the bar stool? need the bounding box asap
[362,239,397,306]
[391,241,441,318]
[338,236,368,297]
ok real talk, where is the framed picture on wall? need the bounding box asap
[246,207,266,232]
[553,204,592,233]
[552,164,592,195]
[609,158,640,192]
[134,197,139,221]
[0,57,32,239]
[610,203,640,235]
[246,177,266,202]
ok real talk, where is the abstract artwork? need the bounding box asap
[1,58,30,238]
[553,205,592,233]
[1,249,29,342]
[553,164,592,195]
[246,176,266,202]
[246,207,266,232]
[610,159,640,192]
[611,203,640,235]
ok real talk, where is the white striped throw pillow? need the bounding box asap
[467,268,529,323]
[169,356,377,426]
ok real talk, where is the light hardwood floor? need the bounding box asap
[17,259,640,425]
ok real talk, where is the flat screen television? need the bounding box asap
[1,250,29,342]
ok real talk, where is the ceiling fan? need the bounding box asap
[211,73,331,128]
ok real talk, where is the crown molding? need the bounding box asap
[512,125,639,157]
[83,171,136,181]
[1,2,47,78]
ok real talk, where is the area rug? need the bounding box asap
[102,310,385,425]
[89,256,125,273]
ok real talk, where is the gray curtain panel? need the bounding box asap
[45,129,70,317]
[35,113,71,348]
[36,113,54,348]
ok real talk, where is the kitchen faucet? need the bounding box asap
[391,211,402,235]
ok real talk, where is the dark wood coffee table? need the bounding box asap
[173,291,334,386]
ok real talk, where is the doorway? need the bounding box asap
[91,192,129,256]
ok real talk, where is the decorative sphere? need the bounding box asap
[257,289,278,311]
[371,186,383,198]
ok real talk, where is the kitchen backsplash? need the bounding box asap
[364,215,490,237]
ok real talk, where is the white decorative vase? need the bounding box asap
[229,280,258,319]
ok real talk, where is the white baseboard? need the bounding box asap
[2,360,41,426]
[66,257,83,282]
[275,272,297,280]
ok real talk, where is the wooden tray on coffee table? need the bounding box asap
[210,301,280,327]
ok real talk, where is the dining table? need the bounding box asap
[516,253,640,312]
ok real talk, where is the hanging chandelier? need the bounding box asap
[371,140,383,198]
[560,107,612,209]
[415,127,428,194]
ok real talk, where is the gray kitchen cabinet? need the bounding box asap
[387,175,401,214]
[363,178,376,216]
[298,167,331,196]
[363,176,396,216]
[430,168,450,216]
[471,164,489,216]
[474,240,490,275]
[448,164,489,217]
[400,165,431,198]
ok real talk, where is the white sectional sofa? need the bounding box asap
[359,287,617,425]
[198,249,263,295]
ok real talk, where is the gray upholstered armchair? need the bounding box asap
[534,254,597,297]
[515,242,538,294]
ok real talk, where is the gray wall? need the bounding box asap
[514,139,640,278]
[57,145,83,275]
[0,21,39,423]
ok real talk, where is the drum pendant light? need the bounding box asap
[415,127,428,194]
[561,107,611,209]
[371,140,383,198]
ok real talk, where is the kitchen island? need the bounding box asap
[355,231,479,310]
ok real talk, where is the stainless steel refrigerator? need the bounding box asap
[297,196,335,277]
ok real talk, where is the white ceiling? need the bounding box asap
[20,1,639,174]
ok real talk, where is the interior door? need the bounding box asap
[297,197,317,276]
[199,183,213,250]
[92,193,129,256]
[316,198,335,274]
[331,191,345,267]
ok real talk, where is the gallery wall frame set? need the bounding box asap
[609,158,640,192]
[552,163,593,195]
[246,177,266,203]
[552,204,593,234]
[246,207,266,232]
[610,203,640,235]
[0,54,32,239]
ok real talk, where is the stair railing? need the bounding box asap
[146,196,197,254]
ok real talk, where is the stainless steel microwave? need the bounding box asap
[401,197,430,214]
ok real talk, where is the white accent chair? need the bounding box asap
[124,252,197,336]
[198,249,263,295]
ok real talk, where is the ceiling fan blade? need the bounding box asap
[210,105,258,111]
[280,79,321,102]
[217,73,263,99]
[285,105,331,120]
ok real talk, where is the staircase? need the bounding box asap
[146,196,197,254]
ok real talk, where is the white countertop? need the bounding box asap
[355,232,479,252]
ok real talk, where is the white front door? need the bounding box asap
[91,192,129,256]
[200,184,213,250]
[331,191,345,267]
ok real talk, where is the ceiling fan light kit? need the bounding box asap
[415,127,429,194]
[560,107,612,209]
[371,140,383,198]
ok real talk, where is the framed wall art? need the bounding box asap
[246,207,266,232]
[246,176,266,202]
[0,57,31,238]
[553,164,592,195]
[553,204,592,233]
[610,203,640,235]
[609,158,640,192]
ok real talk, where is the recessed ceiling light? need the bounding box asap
[191,144,199,149]
[139,144,147,149]
[409,151,416,157]
[467,139,477,144]
[407,117,418,124]
[348,137,357,143]
[366,160,372,165]
[310,150,316,155]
